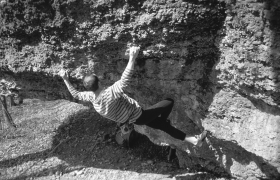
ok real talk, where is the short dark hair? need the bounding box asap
[83,74,99,92]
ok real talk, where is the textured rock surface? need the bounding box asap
[0,0,280,179]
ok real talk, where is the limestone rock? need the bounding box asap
[0,0,280,179]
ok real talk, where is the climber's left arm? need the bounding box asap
[110,46,140,94]
[59,69,95,101]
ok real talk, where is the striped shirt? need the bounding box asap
[67,67,142,124]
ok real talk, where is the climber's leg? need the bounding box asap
[134,98,207,146]
[145,116,186,140]
[134,98,174,125]
[145,116,207,146]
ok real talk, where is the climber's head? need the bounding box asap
[83,74,99,92]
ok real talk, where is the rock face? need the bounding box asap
[0,0,280,179]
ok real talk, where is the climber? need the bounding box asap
[59,46,207,149]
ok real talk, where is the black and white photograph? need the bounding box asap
[0,0,280,179]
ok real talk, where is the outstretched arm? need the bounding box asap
[111,46,140,94]
[125,46,140,70]
[59,70,94,101]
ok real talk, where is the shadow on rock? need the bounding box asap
[50,107,176,169]
[206,133,280,179]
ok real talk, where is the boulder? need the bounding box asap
[0,0,279,179]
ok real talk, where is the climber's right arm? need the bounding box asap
[59,69,94,101]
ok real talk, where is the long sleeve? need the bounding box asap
[110,67,134,96]
[64,79,95,102]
